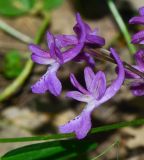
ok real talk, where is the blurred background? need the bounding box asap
[0,0,144,159]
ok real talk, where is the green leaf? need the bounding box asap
[3,50,23,79]
[1,139,97,160]
[0,0,35,16]
[0,118,144,143]
[43,0,64,11]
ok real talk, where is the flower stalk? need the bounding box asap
[85,47,144,79]
[107,0,136,54]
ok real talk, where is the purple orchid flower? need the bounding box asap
[59,48,125,139]
[29,13,105,96]
[125,50,144,96]
[55,13,105,67]
[129,7,144,44]
[29,14,88,96]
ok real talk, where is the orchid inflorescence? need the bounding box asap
[125,7,144,96]
[29,8,144,139]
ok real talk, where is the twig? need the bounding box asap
[0,20,32,44]
[91,138,119,160]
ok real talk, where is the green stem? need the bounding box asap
[0,16,50,102]
[107,0,136,54]
[0,118,143,143]
[0,20,32,44]
[91,139,119,160]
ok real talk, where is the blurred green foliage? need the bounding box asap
[1,139,97,160]
[43,0,64,11]
[3,50,23,79]
[0,0,35,16]
[0,0,64,17]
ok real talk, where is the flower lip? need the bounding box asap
[31,62,61,96]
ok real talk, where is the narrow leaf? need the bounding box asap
[0,118,143,143]
[1,139,97,160]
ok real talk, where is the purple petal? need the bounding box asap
[130,81,144,96]
[131,31,144,44]
[31,53,55,65]
[90,28,98,35]
[31,63,61,96]
[125,66,140,79]
[101,48,124,102]
[73,52,96,68]
[89,71,106,100]
[139,7,144,16]
[63,43,84,63]
[55,34,78,48]
[84,23,92,33]
[31,71,49,94]
[47,32,56,58]
[47,32,63,63]
[86,35,105,46]
[47,68,62,96]
[55,47,64,64]
[84,67,95,90]
[59,99,102,139]
[59,108,92,139]
[129,16,144,25]
[73,13,86,43]
[135,50,144,71]
[29,44,50,58]
[66,91,90,102]
[70,73,89,94]
[82,52,96,68]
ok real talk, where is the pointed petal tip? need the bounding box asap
[28,43,38,52]
[47,31,52,36]
[28,43,34,50]
[76,12,81,18]
[129,18,134,24]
